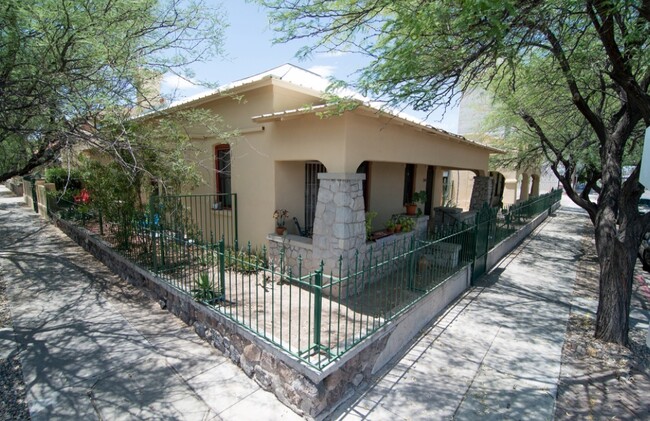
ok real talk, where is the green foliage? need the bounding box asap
[0,0,226,182]
[412,191,427,204]
[80,159,141,247]
[44,167,84,191]
[365,211,378,240]
[191,272,220,303]
[224,247,268,274]
[398,215,415,232]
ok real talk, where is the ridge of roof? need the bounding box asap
[141,64,500,152]
[164,63,330,109]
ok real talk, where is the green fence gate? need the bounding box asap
[472,204,495,282]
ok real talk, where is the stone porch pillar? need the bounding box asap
[469,176,493,211]
[311,173,366,275]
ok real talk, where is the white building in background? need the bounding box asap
[457,88,559,206]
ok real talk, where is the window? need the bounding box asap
[305,161,326,235]
[215,144,232,208]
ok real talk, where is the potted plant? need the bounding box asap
[404,190,427,216]
[385,219,396,233]
[273,209,289,235]
[392,214,403,232]
[400,215,416,232]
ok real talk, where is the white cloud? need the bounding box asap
[162,74,199,90]
[159,73,207,101]
[307,65,337,78]
[316,51,348,58]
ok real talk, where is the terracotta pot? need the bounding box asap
[394,224,402,233]
[275,226,287,235]
[405,204,417,215]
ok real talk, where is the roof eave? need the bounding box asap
[252,102,504,154]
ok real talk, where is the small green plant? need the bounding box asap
[405,190,427,206]
[404,190,427,216]
[224,247,267,274]
[191,272,220,303]
[385,219,396,232]
[365,211,378,240]
[399,215,416,232]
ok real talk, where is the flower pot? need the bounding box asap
[405,204,417,215]
[394,224,402,233]
[275,226,287,235]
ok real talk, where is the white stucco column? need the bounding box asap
[520,173,530,201]
[531,175,540,197]
[432,167,444,208]
[312,173,366,275]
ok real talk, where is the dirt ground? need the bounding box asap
[554,237,650,420]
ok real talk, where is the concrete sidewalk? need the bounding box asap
[1,183,589,420]
[0,186,301,420]
[332,208,589,420]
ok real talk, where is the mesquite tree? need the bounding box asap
[261,0,650,345]
[0,0,226,182]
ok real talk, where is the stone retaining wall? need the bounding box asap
[51,215,416,419]
[267,233,314,274]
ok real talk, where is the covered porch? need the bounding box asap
[256,106,501,276]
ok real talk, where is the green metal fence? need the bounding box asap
[53,188,560,370]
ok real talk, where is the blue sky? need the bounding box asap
[162,1,459,132]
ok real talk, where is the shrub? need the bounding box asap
[44,167,83,190]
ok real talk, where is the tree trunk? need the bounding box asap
[593,230,634,345]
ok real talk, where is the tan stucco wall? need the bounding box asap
[343,113,490,174]
[275,161,307,236]
[367,162,406,231]
[265,115,347,171]
[449,170,477,210]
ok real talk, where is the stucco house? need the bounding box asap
[148,64,501,272]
